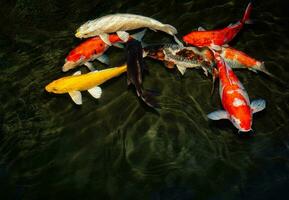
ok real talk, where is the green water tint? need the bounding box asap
[1,0,289,199]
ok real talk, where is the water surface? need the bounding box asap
[0,0,289,199]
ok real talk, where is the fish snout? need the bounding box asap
[238,129,254,135]
[75,29,82,38]
[45,81,61,94]
[45,83,55,93]
[62,62,77,72]
[143,47,165,60]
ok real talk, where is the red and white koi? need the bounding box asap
[220,46,276,78]
[62,30,146,72]
[207,52,265,133]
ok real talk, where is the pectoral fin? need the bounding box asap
[117,31,129,42]
[96,54,109,65]
[251,99,266,114]
[210,44,222,51]
[211,67,219,95]
[99,33,111,46]
[131,29,147,41]
[112,43,124,48]
[68,91,82,105]
[88,86,102,99]
[127,78,131,86]
[164,61,175,69]
[207,110,228,120]
[248,68,258,73]
[176,64,187,75]
[84,62,96,71]
[198,26,206,31]
[73,71,81,76]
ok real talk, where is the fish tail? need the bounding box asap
[259,62,289,89]
[259,62,277,79]
[162,24,178,35]
[140,89,160,108]
[241,2,253,24]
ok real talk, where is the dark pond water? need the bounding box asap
[0,0,289,199]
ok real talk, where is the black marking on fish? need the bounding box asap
[126,40,159,108]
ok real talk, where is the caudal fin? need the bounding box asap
[259,62,288,88]
[162,24,178,35]
[141,90,160,108]
[241,2,253,24]
[258,62,276,78]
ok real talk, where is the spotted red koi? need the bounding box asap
[207,52,265,133]
[62,30,146,72]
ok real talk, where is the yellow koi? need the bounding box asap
[45,65,127,104]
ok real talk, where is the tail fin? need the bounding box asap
[241,2,253,24]
[259,62,288,88]
[162,24,178,35]
[141,90,160,108]
[258,62,277,78]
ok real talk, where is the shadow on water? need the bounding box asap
[0,0,289,199]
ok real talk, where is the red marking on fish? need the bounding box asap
[182,2,252,47]
[215,52,252,131]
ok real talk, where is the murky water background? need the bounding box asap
[0,0,289,199]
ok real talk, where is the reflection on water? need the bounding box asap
[0,0,289,199]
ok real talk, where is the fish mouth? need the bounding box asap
[75,32,82,38]
[62,62,77,72]
[45,84,54,93]
[238,128,253,134]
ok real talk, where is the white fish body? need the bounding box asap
[75,14,180,45]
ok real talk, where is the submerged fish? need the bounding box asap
[63,30,146,72]
[220,46,275,77]
[183,2,252,49]
[144,44,215,75]
[207,52,265,133]
[45,65,127,105]
[126,40,159,108]
[75,13,182,46]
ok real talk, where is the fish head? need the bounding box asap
[75,20,100,38]
[62,61,79,72]
[45,80,62,94]
[182,32,196,45]
[62,55,85,72]
[230,109,252,132]
[143,44,165,60]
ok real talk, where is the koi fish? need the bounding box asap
[45,65,127,105]
[207,53,265,133]
[183,2,253,48]
[75,14,182,46]
[126,40,159,108]
[220,46,275,77]
[144,44,215,75]
[62,30,146,72]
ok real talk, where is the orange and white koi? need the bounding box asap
[207,52,265,133]
[62,30,146,72]
[183,2,252,48]
[220,46,275,77]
